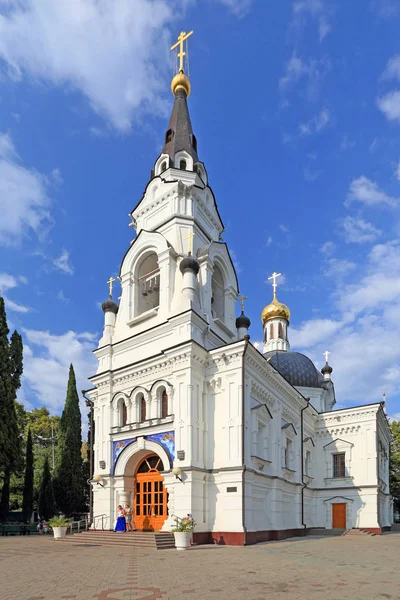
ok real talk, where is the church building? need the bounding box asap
[86,32,392,544]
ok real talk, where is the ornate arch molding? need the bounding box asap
[111,391,130,411]
[129,386,151,402]
[120,230,173,279]
[114,438,172,477]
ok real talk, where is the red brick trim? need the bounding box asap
[192,528,306,546]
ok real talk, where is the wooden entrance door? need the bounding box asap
[332,503,346,529]
[134,455,168,531]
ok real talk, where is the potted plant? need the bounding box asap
[171,516,195,550]
[48,515,70,540]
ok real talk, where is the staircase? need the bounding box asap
[307,528,346,536]
[61,530,176,549]
[342,528,377,537]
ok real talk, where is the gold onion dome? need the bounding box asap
[261,293,290,325]
[171,71,191,97]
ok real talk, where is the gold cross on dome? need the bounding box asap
[323,350,330,363]
[171,30,193,73]
[268,272,281,295]
[184,231,195,254]
[238,295,247,312]
[107,276,116,297]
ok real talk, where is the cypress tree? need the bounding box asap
[55,364,86,516]
[38,457,55,520]
[0,298,23,520]
[22,428,34,522]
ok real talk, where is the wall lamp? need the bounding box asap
[172,466,183,482]
[92,474,104,487]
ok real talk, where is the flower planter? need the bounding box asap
[173,531,192,550]
[53,526,67,540]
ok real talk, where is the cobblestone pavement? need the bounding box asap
[1,533,400,600]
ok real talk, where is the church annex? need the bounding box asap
[86,32,392,544]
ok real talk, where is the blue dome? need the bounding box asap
[264,350,325,389]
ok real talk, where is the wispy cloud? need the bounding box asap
[0,273,30,313]
[279,54,330,100]
[340,216,382,244]
[0,132,51,246]
[346,176,398,207]
[299,108,330,135]
[292,0,333,42]
[53,249,74,275]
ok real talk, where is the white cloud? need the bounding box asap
[53,249,74,275]
[340,136,355,152]
[346,176,398,207]
[324,258,356,278]
[266,236,273,247]
[320,241,335,256]
[0,132,51,245]
[291,240,400,405]
[292,0,332,42]
[395,160,400,180]
[382,55,400,80]
[57,290,70,304]
[372,0,400,18]
[299,109,330,136]
[377,90,400,123]
[340,216,382,244]
[22,328,97,415]
[279,55,330,96]
[217,0,254,17]
[0,272,30,313]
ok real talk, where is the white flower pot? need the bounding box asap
[53,526,68,540]
[173,531,192,550]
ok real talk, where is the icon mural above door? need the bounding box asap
[134,454,168,531]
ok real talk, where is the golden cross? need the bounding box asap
[238,295,247,312]
[268,271,281,295]
[107,276,116,297]
[171,30,193,73]
[323,350,330,363]
[184,231,195,254]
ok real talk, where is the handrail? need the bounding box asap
[68,518,88,535]
[92,513,108,531]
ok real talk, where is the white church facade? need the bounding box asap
[86,34,392,544]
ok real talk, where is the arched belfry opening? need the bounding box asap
[212,264,225,321]
[137,253,160,315]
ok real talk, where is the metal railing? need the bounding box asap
[92,514,108,531]
[68,518,89,535]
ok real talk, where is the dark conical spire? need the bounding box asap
[162,87,199,166]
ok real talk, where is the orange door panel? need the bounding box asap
[134,455,168,532]
[332,503,346,529]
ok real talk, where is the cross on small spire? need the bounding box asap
[184,231,195,254]
[323,350,330,363]
[268,272,281,296]
[171,30,193,74]
[107,276,116,298]
[238,295,247,313]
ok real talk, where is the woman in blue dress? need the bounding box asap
[114,505,126,533]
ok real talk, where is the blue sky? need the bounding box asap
[1,0,400,419]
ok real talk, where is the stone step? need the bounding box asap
[61,531,176,549]
[307,528,346,536]
[342,529,376,537]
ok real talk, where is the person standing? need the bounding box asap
[125,504,133,532]
[114,505,126,533]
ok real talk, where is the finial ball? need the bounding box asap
[171,72,191,97]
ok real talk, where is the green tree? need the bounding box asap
[54,365,86,515]
[390,420,400,512]
[27,407,60,505]
[38,457,55,520]
[22,428,34,522]
[0,298,23,520]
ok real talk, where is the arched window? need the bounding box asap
[278,323,284,339]
[137,253,160,315]
[122,401,127,426]
[180,159,187,170]
[161,161,167,172]
[191,134,197,152]
[211,264,225,321]
[140,396,146,422]
[165,129,173,144]
[161,390,168,418]
[270,323,274,340]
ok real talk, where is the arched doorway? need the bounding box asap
[134,454,168,531]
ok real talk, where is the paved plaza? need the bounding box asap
[1,533,400,600]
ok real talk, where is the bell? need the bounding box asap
[142,281,148,296]
[147,280,153,294]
